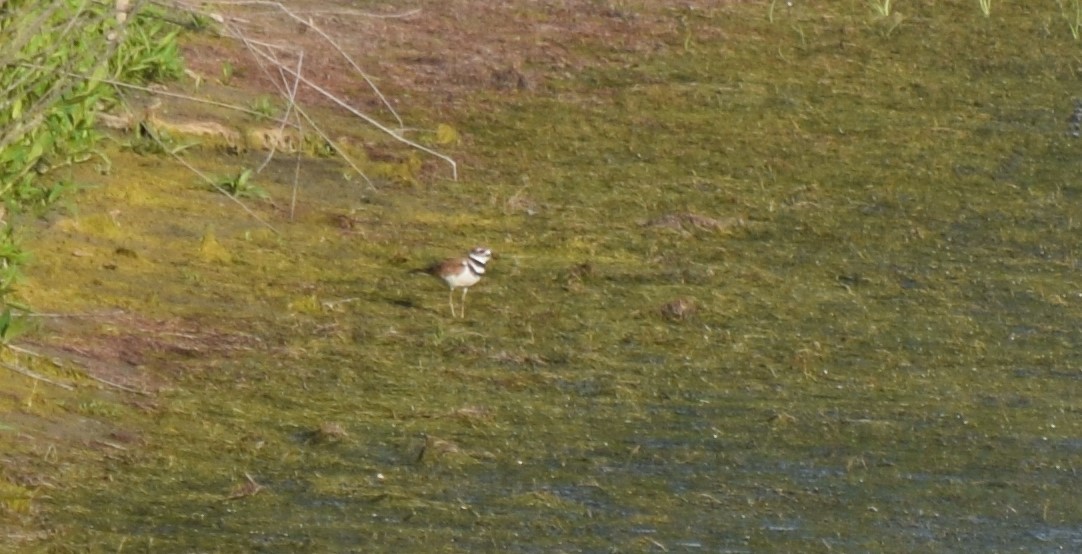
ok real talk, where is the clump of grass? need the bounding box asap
[109,10,184,83]
[249,96,277,120]
[767,0,793,23]
[1059,0,1082,39]
[867,0,892,17]
[221,60,235,84]
[0,477,35,515]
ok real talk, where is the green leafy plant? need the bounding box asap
[214,168,268,199]
[111,20,184,83]
[0,308,33,346]
[0,1,186,330]
[0,1,184,200]
[0,226,27,301]
[12,178,82,213]
[249,96,276,119]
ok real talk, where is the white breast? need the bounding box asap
[443,262,482,289]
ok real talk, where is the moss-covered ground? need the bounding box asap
[4,1,1082,551]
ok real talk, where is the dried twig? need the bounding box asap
[254,48,302,174]
[221,22,376,186]
[229,1,404,127]
[199,1,458,179]
[0,360,74,390]
[25,309,128,319]
[225,472,264,500]
[7,343,151,395]
[247,44,459,180]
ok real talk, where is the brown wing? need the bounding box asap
[424,256,465,278]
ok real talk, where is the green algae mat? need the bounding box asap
[5,1,1082,551]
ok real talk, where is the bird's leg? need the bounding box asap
[460,288,469,318]
[448,288,457,318]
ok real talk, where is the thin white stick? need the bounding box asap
[220,20,375,187]
[247,44,458,180]
[112,87,282,234]
[1,360,74,391]
[16,64,301,129]
[177,0,407,127]
[253,46,303,174]
[7,343,149,395]
[291,103,375,188]
[204,4,456,179]
[290,140,302,221]
[172,151,282,235]
[183,0,421,20]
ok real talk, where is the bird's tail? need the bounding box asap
[410,263,440,276]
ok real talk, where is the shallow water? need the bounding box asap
[13,1,1082,552]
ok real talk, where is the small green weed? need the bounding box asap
[0,226,26,299]
[0,308,33,346]
[249,96,277,119]
[14,178,82,213]
[213,168,267,199]
[221,61,235,84]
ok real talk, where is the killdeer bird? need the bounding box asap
[421,247,492,318]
